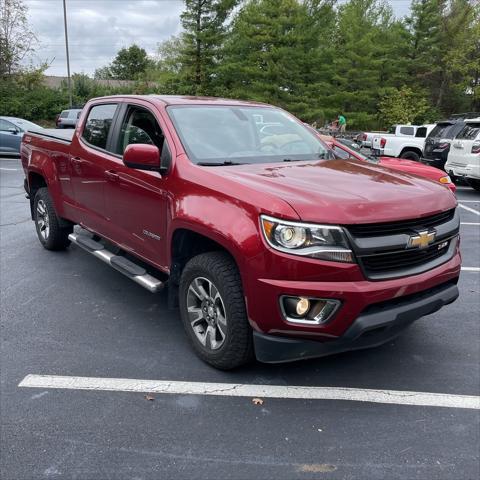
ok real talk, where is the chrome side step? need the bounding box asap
[68,232,164,293]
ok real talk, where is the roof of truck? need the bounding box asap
[91,94,271,107]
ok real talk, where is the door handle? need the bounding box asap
[105,170,119,181]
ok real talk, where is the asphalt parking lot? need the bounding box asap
[1,157,479,480]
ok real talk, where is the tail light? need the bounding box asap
[380,137,387,149]
[438,142,449,149]
[471,143,480,154]
[362,133,367,141]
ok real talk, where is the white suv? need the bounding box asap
[445,118,480,192]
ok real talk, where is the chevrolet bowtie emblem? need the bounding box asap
[407,230,436,249]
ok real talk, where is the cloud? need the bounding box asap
[24,0,184,76]
[23,0,411,77]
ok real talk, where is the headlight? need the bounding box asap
[439,175,452,184]
[260,215,354,262]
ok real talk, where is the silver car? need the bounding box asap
[56,108,82,128]
[0,116,43,156]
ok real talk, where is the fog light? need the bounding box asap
[296,297,310,316]
[281,296,341,325]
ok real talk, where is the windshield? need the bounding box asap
[10,119,42,131]
[168,105,330,164]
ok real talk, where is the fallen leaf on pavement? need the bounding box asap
[144,394,155,401]
[252,398,264,405]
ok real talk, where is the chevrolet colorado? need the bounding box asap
[21,95,461,369]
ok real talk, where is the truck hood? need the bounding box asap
[211,159,456,224]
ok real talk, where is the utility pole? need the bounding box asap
[62,0,72,107]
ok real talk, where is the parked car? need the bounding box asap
[21,95,460,369]
[0,116,43,156]
[56,108,82,128]
[445,117,480,192]
[373,124,435,161]
[422,114,480,171]
[329,136,455,192]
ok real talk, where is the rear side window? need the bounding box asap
[415,127,427,138]
[400,126,415,136]
[447,122,465,139]
[82,104,117,150]
[456,123,480,140]
[59,111,69,118]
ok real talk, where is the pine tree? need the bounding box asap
[218,0,320,119]
[179,0,238,95]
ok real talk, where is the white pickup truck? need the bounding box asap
[372,124,435,161]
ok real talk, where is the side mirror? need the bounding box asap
[123,144,160,171]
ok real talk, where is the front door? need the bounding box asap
[103,103,170,270]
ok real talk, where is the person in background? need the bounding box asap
[338,114,346,134]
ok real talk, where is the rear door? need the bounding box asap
[69,103,119,234]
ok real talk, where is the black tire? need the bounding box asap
[179,251,253,370]
[33,187,72,250]
[467,179,480,192]
[400,150,420,162]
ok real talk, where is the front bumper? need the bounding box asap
[254,280,459,363]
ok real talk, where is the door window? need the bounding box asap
[82,104,118,150]
[116,106,165,155]
[0,119,15,131]
[400,126,415,136]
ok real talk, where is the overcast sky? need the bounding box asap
[25,0,412,77]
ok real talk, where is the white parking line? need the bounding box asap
[461,222,480,226]
[458,200,480,203]
[18,374,480,410]
[461,267,480,272]
[0,167,19,171]
[459,204,480,216]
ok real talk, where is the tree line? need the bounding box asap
[1,0,479,129]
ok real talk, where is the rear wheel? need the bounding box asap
[33,187,72,250]
[400,150,420,162]
[179,251,253,370]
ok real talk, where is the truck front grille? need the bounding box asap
[347,209,455,237]
[345,209,459,280]
[360,241,450,274]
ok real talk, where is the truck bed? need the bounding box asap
[27,128,74,144]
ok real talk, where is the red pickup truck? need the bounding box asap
[21,95,461,369]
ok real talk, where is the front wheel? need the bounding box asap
[179,251,253,370]
[33,187,72,250]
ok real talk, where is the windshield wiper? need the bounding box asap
[197,160,248,166]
